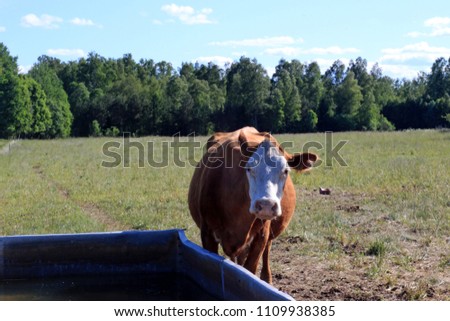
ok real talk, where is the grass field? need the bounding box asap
[0,140,9,151]
[0,130,449,300]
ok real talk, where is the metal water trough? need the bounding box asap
[0,229,293,300]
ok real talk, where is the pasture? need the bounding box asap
[0,130,449,300]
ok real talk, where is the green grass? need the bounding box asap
[0,140,7,149]
[1,130,449,239]
[0,136,206,238]
[0,130,449,292]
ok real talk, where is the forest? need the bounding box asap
[1,42,450,138]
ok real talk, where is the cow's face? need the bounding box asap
[245,140,289,220]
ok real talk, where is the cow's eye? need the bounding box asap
[283,169,289,176]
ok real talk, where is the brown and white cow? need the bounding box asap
[188,127,318,284]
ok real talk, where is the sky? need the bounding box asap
[1,0,450,79]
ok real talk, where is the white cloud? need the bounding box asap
[0,26,5,32]
[430,26,450,37]
[21,13,63,29]
[424,16,450,27]
[264,47,302,56]
[305,46,360,55]
[47,48,87,58]
[162,3,194,16]
[380,42,450,63]
[194,56,233,66]
[407,31,425,38]
[377,63,426,79]
[18,65,33,74]
[407,16,450,38]
[210,36,303,48]
[70,17,95,26]
[161,4,214,25]
[266,66,276,78]
[264,45,360,57]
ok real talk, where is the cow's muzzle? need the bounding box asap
[251,199,281,220]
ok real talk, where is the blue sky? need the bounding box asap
[1,0,450,78]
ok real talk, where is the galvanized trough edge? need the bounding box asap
[176,230,293,301]
[0,229,293,301]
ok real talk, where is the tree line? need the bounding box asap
[1,42,449,138]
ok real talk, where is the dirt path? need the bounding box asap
[32,165,126,231]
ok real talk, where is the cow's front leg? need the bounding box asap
[243,221,271,276]
[236,243,250,265]
[260,239,273,284]
[201,226,219,254]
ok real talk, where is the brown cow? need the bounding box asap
[188,127,318,283]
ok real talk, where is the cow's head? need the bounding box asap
[243,138,318,220]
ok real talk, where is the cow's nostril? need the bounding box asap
[255,199,278,214]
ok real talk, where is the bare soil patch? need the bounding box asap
[270,228,449,301]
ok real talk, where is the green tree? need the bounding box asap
[300,62,323,131]
[117,53,137,78]
[382,74,428,130]
[348,57,371,90]
[89,119,102,137]
[371,68,396,107]
[323,60,346,88]
[78,52,109,92]
[163,75,193,135]
[180,62,196,82]
[24,76,52,137]
[318,60,346,131]
[67,82,90,136]
[11,77,33,137]
[302,109,318,132]
[189,78,211,134]
[139,76,165,135]
[155,61,175,79]
[29,61,73,137]
[0,43,30,138]
[270,60,302,132]
[335,71,363,130]
[443,112,450,126]
[195,62,225,88]
[268,88,286,132]
[179,62,214,133]
[357,89,379,130]
[106,75,145,134]
[280,59,305,91]
[225,57,270,129]
[192,62,226,131]
[426,57,448,100]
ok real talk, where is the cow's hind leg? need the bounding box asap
[201,226,219,254]
[243,221,270,278]
[260,239,273,284]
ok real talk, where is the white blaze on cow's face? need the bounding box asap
[245,140,290,220]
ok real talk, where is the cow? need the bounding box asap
[188,127,318,284]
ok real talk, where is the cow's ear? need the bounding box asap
[287,152,319,172]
